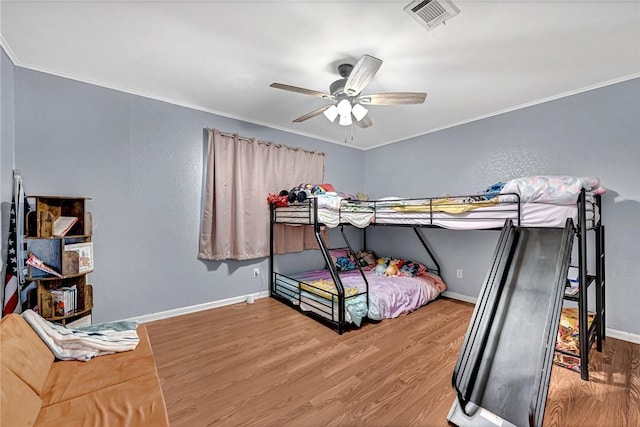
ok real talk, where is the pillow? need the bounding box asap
[355,250,377,270]
[329,249,357,271]
[398,259,428,277]
[500,176,601,204]
[378,256,428,277]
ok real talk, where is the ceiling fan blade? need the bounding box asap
[292,105,332,123]
[355,115,373,129]
[269,83,332,99]
[358,92,427,105]
[343,54,383,96]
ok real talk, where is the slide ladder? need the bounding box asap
[448,219,574,427]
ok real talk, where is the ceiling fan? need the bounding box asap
[269,54,427,129]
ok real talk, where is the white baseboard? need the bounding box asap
[126,290,640,345]
[441,291,640,345]
[606,328,640,344]
[441,291,477,304]
[128,291,270,324]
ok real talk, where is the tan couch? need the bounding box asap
[1,313,169,426]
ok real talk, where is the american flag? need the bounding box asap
[3,195,20,316]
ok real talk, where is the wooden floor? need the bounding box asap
[146,297,640,427]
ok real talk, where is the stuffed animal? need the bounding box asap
[334,255,356,272]
[384,259,402,277]
[267,192,289,207]
[288,183,336,203]
[374,258,387,276]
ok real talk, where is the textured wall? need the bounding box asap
[1,47,16,300]
[6,48,639,336]
[364,78,640,335]
[13,68,363,322]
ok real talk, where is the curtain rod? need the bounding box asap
[207,128,325,156]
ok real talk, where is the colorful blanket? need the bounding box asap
[300,279,359,301]
[554,307,594,372]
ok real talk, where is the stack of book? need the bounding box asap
[50,286,77,317]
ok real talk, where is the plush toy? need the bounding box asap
[384,259,403,277]
[374,258,387,276]
[288,183,336,203]
[333,255,356,271]
[267,192,289,207]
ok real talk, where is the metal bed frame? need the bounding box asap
[268,190,604,380]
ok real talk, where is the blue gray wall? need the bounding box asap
[3,45,639,336]
[7,61,363,323]
[1,48,16,306]
[364,78,640,336]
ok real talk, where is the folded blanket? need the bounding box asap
[391,197,498,214]
[22,309,139,361]
[300,279,359,301]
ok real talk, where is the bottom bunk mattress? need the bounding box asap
[273,269,446,326]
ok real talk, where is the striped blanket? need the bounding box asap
[22,309,140,361]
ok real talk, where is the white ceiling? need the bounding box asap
[1,1,639,150]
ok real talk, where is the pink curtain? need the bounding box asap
[199,129,326,260]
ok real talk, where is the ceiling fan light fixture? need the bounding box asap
[336,99,352,116]
[351,103,368,121]
[339,113,353,126]
[323,105,338,122]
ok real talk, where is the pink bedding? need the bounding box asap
[290,269,446,321]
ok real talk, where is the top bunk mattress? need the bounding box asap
[271,176,603,230]
[273,198,598,230]
[374,201,586,229]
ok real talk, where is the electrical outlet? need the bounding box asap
[253,268,260,277]
[456,269,463,278]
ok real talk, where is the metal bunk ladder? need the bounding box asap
[311,199,371,334]
[448,219,574,427]
[576,190,605,380]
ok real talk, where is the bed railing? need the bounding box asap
[271,193,523,228]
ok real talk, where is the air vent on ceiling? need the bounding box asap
[404,0,461,31]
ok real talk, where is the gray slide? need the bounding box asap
[448,219,574,427]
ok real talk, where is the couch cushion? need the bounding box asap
[40,325,158,405]
[1,364,42,427]
[35,372,170,427]
[0,313,54,395]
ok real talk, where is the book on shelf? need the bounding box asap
[27,253,63,278]
[50,285,77,316]
[64,242,94,273]
[53,216,78,237]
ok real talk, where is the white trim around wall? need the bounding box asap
[127,291,269,324]
[441,291,640,345]
[606,329,640,345]
[441,291,477,304]
[126,290,640,344]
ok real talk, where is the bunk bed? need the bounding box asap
[268,176,605,380]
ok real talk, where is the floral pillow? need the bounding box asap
[330,249,357,271]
